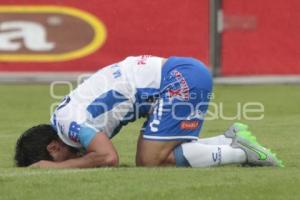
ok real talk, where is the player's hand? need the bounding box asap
[29,160,56,168]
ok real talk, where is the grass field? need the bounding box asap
[0,84,300,200]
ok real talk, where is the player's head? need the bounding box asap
[15,124,79,167]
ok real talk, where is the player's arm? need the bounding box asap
[30,132,119,168]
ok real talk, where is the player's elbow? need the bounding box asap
[87,152,119,167]
[104,153,119,167]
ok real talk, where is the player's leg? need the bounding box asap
[136,123,246,165]
[136,135,246,167]
[136,125,247,167]
[163,123,284,167]
[136,105,282,167]
[197,135,232,145]
[136,57,215,166]
[135,57,283,167]
[169,124,248,167]
[136,134,181,166]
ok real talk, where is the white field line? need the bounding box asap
[0,168,111,177]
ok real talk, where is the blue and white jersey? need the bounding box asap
[51,55,164,148]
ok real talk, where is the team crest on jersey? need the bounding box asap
[166,70,190,102]
[68,121,81,143]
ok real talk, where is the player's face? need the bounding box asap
[48,140,80,162]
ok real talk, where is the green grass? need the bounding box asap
[0,84,300,200]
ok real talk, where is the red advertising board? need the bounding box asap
[222,0,300,75]
[0,0,209,72]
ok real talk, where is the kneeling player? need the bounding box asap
[14,56,283,168]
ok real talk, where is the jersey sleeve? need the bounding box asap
[51,98,100,149]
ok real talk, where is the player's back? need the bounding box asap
[51,55,164,148]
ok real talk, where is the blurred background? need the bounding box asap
[0,0,299,82]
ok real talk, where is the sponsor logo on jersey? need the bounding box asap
[68,121,81,143]
[166,70,190,102]
[137,55,152,65]
[180,120,199,130]
[0,5,106,62]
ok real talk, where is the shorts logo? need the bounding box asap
[69,121,81,143]
[166,70,190,102]
[0,5,107,62]
[180,120,199,130]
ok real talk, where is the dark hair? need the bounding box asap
[15,124,59,167]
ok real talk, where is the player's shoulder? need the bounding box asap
[51,107,100,149]
[50,96,86,148]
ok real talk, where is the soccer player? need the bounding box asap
[14,56,283,168]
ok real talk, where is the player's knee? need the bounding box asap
[136,156,158,167]
[136,152,165,167]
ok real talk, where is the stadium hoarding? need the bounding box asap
[0,5,106,62]
[0,0,209,72]
[221,0,300,75]
[0,0,299,76]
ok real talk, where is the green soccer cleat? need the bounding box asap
[224,123,284,167]
[224,123,256,142]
